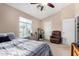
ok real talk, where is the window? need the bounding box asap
[19,17,32,38]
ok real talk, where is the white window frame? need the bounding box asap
[19,17,32,38]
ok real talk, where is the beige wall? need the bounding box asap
[0,3,40,37]
[41,12,62,31]
[74,3,79,16]
[41,4,75,31]
[61,4,75,19]
[0,3,79,37]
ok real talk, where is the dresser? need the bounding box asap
[71,43,79,56]
[50,31,61,44]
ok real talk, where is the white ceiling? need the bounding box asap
[6,3,70,20]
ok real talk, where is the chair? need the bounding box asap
[50,31,61,44]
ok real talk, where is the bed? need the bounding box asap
[0,38,52,56]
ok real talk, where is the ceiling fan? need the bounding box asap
[30,3,55,11]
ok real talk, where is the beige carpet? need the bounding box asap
[44,41,71,56]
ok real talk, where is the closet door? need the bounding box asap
[62,18,76,45]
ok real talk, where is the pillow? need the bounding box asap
[0,33,7,37]
[0,36,11,43]
[7,32,16,40]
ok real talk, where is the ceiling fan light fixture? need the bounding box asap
[30,3,55,11]
[41,3,47,6]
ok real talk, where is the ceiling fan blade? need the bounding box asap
[40,6,44,11]
[30,3,38,4]
[47,3,55,8]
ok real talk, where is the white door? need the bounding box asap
[43,21,52,40]
[62,18,76,45]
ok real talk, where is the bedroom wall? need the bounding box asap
[74,3,79,16]
[41,12,62,40]
[41,3,75,40]
[41,4,75,31]
[41,12,62,31]
[0,3,40,37]
[61,4,75,19]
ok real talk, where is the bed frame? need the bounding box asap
[71,43,79,56]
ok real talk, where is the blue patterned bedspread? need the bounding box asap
[0,38,52,56]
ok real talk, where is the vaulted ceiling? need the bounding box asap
[6,3,70,20]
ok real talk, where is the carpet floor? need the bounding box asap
[44,41,70,56]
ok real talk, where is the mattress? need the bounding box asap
[0,38,52,56]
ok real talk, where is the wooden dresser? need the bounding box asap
[50,31,61,44]
[71,43,79,56]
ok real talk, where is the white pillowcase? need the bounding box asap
[0,32,16,40]
[0,33,7,37]
[7,32,16,40]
